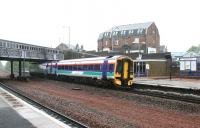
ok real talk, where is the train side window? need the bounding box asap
[88,65,93,70]
[73,65,77,70]
[83,65,87,70]
[94,65,100,71]
[77,65,83,70]
[109,64,114,72]
[58,65,62,70]
[65,65,68,70]
[77,65,80,70]
[69,66,72,70]
[80,65,84,70]
[116,60,122,73]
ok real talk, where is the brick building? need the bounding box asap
[97,22,160,53]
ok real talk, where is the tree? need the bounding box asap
[187,44,200,54]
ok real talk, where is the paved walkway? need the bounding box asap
[0,87,70,128]
[135,77,200,90]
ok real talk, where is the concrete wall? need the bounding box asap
[147,61,168,76]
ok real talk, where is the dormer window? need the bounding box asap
[121,30,126,35]
[129,30,134,34]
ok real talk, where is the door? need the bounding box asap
[123,61,128,79]
[102,60,108,79]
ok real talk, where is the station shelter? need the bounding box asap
[131,52,171,77]
[179,56,200,77]
[134,59,168,77]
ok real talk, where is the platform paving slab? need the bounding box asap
[0,87,70,128]
[135,78,200,90]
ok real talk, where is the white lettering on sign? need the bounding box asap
[146,64,150,70]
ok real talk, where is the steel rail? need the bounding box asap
[0,82,88,128]
[129,84,200,104]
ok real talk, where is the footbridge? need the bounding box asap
[0,39,64,78]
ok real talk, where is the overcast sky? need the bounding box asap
[0,0,199,52]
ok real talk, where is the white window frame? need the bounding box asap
[115,40,119,45]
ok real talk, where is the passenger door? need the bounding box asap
[123,61,128,79]
[102,60,108,79]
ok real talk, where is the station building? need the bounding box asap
[97,22,161,53]
[88,51,172,77]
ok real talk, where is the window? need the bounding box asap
[88,65,93,70]
[7,42,10,48]
[113,31,118,36]
[77,65,83,70]
[116,60,122,73]
[73,65,77,70]
[129,30,134,34]
[121,30,126,35]
[58,65,62,70]
[94,65,100,71]
[115,40,119,45]
[83,65,88,70]
[58,65,64,70]
[105,41,108,46]
[109,64,114,71]
[64,65,68,70]
[69,66,72,70]
[123,30,126,34]
[134,38,139,43]
[3,42,6,47]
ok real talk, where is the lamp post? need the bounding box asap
[62,26,71,49]
[68,26,70,48]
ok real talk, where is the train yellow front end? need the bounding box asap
[114,56,134,87]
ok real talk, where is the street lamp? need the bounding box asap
[62,26,71,49]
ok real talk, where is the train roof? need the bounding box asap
[58,55,123,64]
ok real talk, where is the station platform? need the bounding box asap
[0,87,70,128]
[135,77,200,90]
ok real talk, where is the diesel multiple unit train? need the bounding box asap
[38,55,134,87]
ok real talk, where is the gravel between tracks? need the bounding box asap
[3,79,200,128]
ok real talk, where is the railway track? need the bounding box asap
[0,82,88,128]
[130,83,200,104]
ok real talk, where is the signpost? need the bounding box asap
[146,63,150,77]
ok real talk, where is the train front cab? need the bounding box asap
[114,57,134,87]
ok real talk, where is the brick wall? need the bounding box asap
[98,23,160,53]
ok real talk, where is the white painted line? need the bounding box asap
[0,87,71,128]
